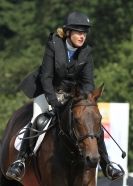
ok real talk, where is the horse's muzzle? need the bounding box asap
[84,155,100,169]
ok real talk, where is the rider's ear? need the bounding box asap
[91,83,104,101]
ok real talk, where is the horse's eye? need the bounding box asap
[94,113,102,124]
[97,114,102,123]
[99,114,102,121]
[97,112,102,118]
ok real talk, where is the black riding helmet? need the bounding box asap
[63,11,91,32]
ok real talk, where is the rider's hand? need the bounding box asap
[50,99,63,114]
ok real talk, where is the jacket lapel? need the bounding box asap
[52,34,92,75]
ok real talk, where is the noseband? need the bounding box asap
[75,128,102,143]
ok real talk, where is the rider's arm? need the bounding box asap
[40,34,59,107]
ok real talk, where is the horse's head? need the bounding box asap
[71,85,104,168]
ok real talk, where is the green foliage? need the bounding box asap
[95,29,133,102]
[0,92,29,136]
[0,0,133,171]
[93,0,133,66]
[95,29,133,171]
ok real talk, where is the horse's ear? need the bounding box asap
[91,83,104,101]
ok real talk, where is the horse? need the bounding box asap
[0,85,103,186]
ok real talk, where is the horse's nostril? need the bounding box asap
[86,156,90,162]
[86,155,99,164]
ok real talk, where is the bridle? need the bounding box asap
[71,99,102,142]
[58,98,102,157]
[74,128,102,143]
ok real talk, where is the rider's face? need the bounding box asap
[68,30,87,48]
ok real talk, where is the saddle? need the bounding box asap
[14,111,55,154]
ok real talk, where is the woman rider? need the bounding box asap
[6,11,124,182]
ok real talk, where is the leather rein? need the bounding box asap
[56,98,102,159]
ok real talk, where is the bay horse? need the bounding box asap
[0,85,103,186]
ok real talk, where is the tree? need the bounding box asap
[95,29,133,171]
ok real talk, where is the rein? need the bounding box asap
[17,119,55,140]
[58,99,102,154]
[72,102,97,108]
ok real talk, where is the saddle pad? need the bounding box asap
[14,118,52,153]
[14,125,28,151]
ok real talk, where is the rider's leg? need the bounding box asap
[6,94,49,182]
[98,129,124,180]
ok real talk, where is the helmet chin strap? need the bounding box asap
[66,38,78,50]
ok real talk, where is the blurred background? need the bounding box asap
[0,0,133,184]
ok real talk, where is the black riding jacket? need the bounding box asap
[19,33,95,105]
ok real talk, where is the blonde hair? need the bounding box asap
[56,27,66,38]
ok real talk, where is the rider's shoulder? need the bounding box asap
[47,32,63,44]
[48,32,62,40]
